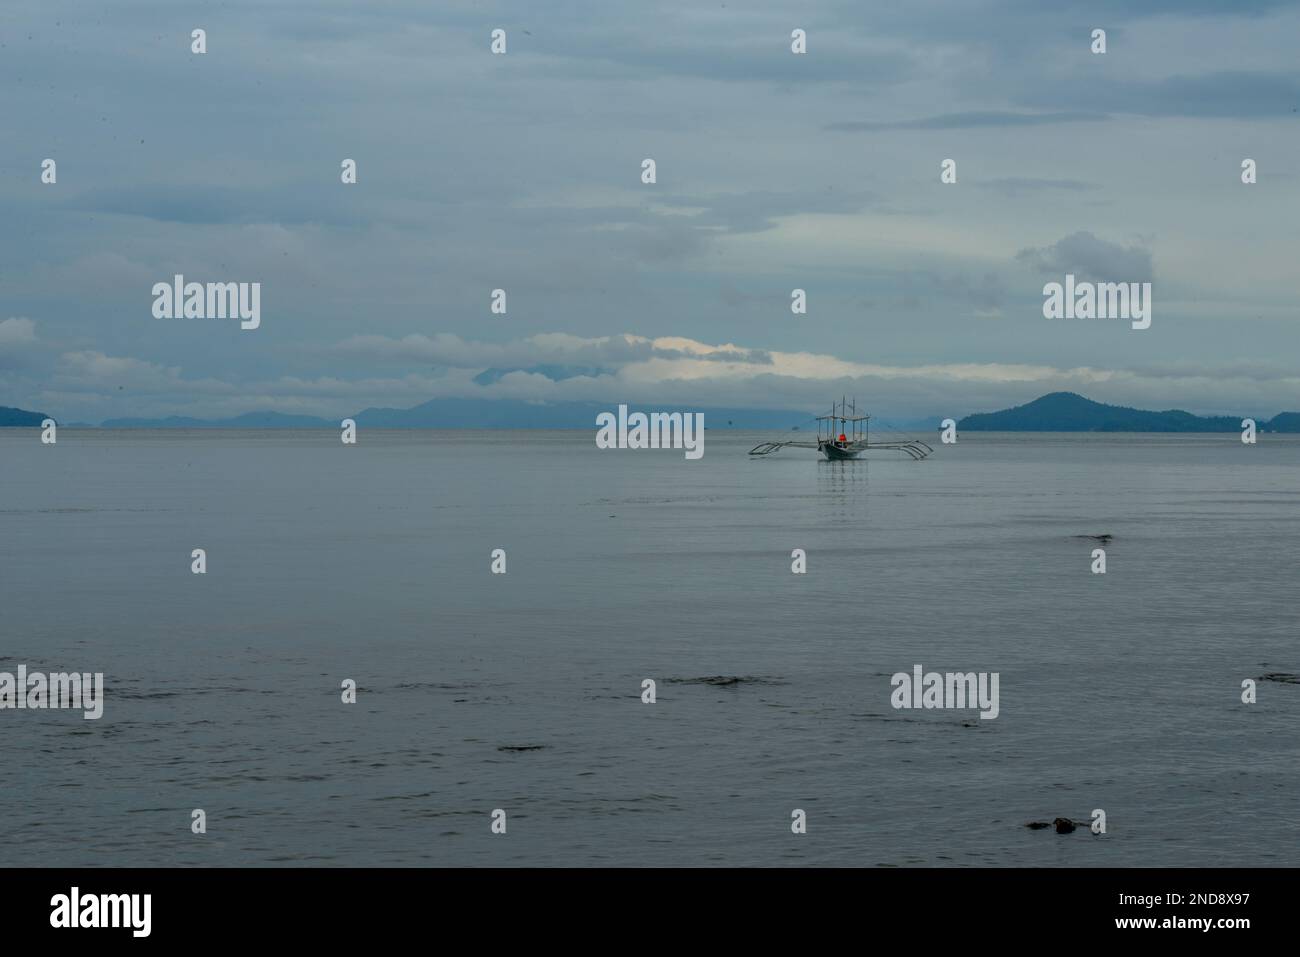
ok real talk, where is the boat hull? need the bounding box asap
[818,440,862,460]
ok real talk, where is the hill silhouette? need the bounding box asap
[0,406,49,427]
[958,392,1296,432]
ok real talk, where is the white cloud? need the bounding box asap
[15,326,1300,422]
[0,317,38,347]
[0,318,42,376]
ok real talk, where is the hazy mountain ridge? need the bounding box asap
[958,392,1299,432]
[100,411,334,429]
[7,392,1299,431]
[93,399,811,430]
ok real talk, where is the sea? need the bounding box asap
[1,428,1297,866]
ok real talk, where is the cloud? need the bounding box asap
[5,0,1300,425]
[826,111,1110,131]
[651,189,879,234]
[330,332,772,369]
[23,329,1300,423]
[1015,231,1154,281]
[65,185,371,228]
[0,317,40,372]
[513,19,918,89]
[0,317,38,347]
[473,364,614,385]
[1017,70,1300,119]
[53,351,235,397]
[976,178,1100,196]
[333,332,645,367]
[929,272,1006,312]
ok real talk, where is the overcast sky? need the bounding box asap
[2,0,1299,423]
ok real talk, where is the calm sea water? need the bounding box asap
[1,429,1297,866]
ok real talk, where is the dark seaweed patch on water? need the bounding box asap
[497,745,546,752]
[664,675,785,687]
[113,683,272,699]
[1258,672,1300,684]
[1024,817,1089,834]
[369,791,438,803]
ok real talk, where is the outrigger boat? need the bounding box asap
[749,397,933,461]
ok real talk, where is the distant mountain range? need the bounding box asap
[100,411,337,429]
[958,392,1300,432]
[98,399,809,430]
[4,391,1299,432]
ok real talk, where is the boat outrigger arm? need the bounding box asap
[749,398,934,461]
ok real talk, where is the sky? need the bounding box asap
[2,0,1298,423]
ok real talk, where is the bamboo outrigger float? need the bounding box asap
[749,397,933,461]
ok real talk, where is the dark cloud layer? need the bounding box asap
[1,0,1297,421]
